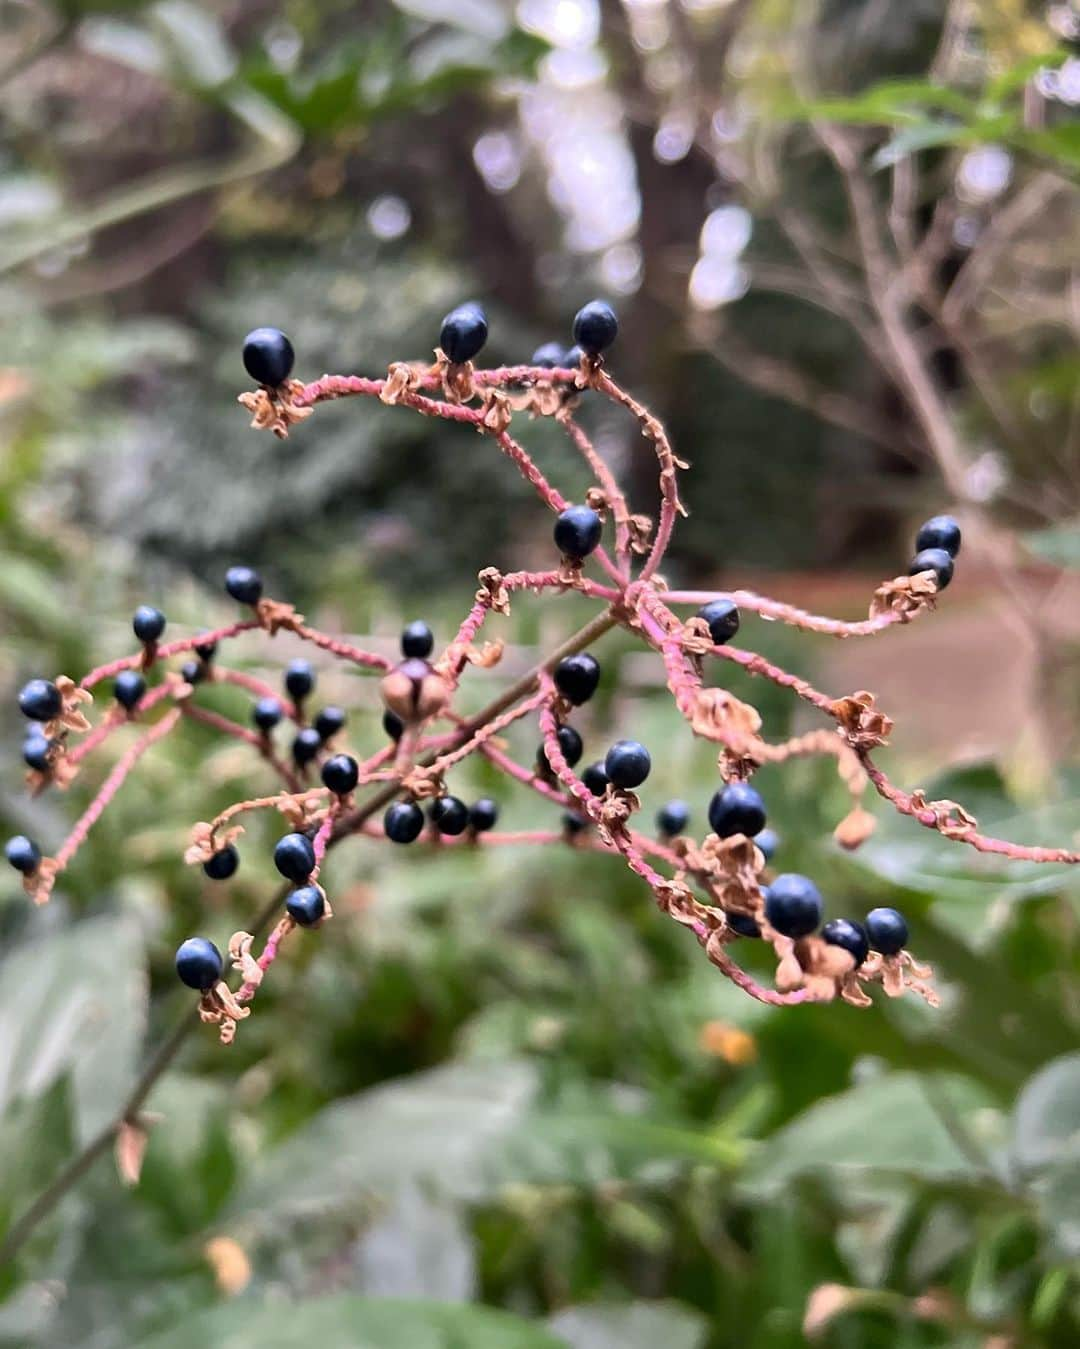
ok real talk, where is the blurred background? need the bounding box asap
[1,0,1079,1345]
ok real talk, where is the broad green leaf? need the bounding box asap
[1011,1053,1080,1174]
[870,121,969,169]
[353,1186,476,1300]
[548,1301,708,1349]
[135,1295,566,1349]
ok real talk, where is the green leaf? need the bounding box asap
[1023,521,1080,569]
[870,121,969,170]
[1011,1054,1080,1175]
[548,1301,708,1349]
[134,1295,567,1348]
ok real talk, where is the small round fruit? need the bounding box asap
[754,827,780,862]
[314,706,346,740]
[5,834,41,874]
[657,800,690,836]
[531,342,566,368]
[203,845,239,881]
[284,659,315,700]
[572,299,618,355]
[286,885,325,927]
[273,832,316,882]
[321,753,359,795]
[909,548,954,589]
[385,800,424,844]
[242,327,295,386]
[554,652,601,705]
[253,697,283,732]
[469,798,498,832]
[132,605,166,643]
[822,917,869,967]
[22,733,52,772]
[292,727,322,766]
[18,679,61,722]
[383,709,404,741]
[113,670,146,710]
[582,761,609,796]
[605,740,651,789]
[915,514,961,558]
[727,910,761,939]
[194,631,218,662]
[564,344,584,367]
[430,795,469,836]
[180,660,203,686]
[563,811,588,836]
[175,937,223,991]
[440,302,488,364]
[764,874,823,939]
[697,598,740,646]
[401,621,434,659]
[866,906,909,956]
[554,505,602,560]
[225,565,263,606]
[538,725,584,774]
[708,783,766,839]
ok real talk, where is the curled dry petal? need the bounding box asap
[23,857,58,906]
[831,690,894,750]
[228,931,262,988]
[628,514,653,553]
[185,822,244,866]
[909,790,978,836]
[869,570,938,621]
[480,391,512,434]
[254,598,305,635]
[380,361,422,405]
[115,1119,151,1187]
[476,567,511,616]
[238,380,313,439]
[584,487,609,518]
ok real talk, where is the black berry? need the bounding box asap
[657,800,690,836]
[764,874,823,939]
[321,753,359,795]
[18,679,61,722]
[292,727,322,767]
[114,670,146,710]
[822,917,869,967]
[274,832,317,882]
[132,605,166,643]
[582,761,609,796]
[180,660,203,686]
[385,800,424,844]
[401,621,434,659]
[286,885,325,927]
[554,505,602,560]
[572,299,618,355]
[225,566,263,606]
[562,811,588,836]
[866,906,908,956]
[554,653,601,705]
[538,725,583,774]
[468,798,498,832]
[203,845,239,881]
[697,598,740,646]
[314,706,346,740]
[708,783,766,838]
[915,514,961,558]
[175,937,223,991]
[22,733,52,772]
[284,658,315,701]
[532,342,566,368]
[242,327,295,386]
[605,739,651,789]
[383,709,404,741]
[727,910,761,939]
[909,548,954,589]
[430,795,469,836]
[440,302,488,364]
[5,834,41,874]
[755,827,779,862]
[253,697,283,732]
[194,630,218,662]
[564,344,584,367]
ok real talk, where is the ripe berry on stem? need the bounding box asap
[292,727,322,767]
[175,937,223,991]
[915,515,961,557]
[180,660,203,686]
[708,783,766,838]
[822,918,869,967]
[764,874,823,939]
[563,811,588,836]
[114,671,146,710]
[132,606,166,643]
[194,631,218,662]
[22,733,52,772]
[469,799,498,832]
[572,300,618,355]
[18,679,61,722]
[383,710,404,741]
[697,598,740,646]
[242,327,295,386]
[538,725,583,774]
[554,652,600,705]
[727,911,761,939]
[866,907,908,956]
[385,800,424,844]
[909,548,954,589]
[203,845,239,880]
[657,800,690,836]
[430,796,469,836]
[284,659,315,701]
[582,762,609,796]
[605,740,651,789]
[554,505,602,561]
[532,342,566,368]
[314,706,346,740]
[321,753,359,796]
[286,885,325,927]
[253,697,283,732]
[754,827,779,862]
[440,303,488,364]
[5,835,41,874]
[401,621,434,659]
[274,832,316,882]
[225,566,263,606]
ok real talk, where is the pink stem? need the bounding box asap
[662,589,907,639]
[183,704,300,790]
[80,620,261,689]
[293,625,391,671]
[214,668,298,719]
[559,413,632,575]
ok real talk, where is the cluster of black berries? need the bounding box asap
[908,515,961,591]
[384,795,499,845]
[7,675,71,870]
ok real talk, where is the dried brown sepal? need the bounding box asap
[864,950,939,1006]
[237,379,313,439]
[869,570,938,621]
[831,690,894,750]
[833,805,877,850]
[433,349,476,404]
[399,770,443,801]
[584,487,609,518]
[199,980,250,1046]
[380,361,423,405]
[909,790,978,838]
[23,857,58,906]
[254,597,305,635]
[277,795,323,832]
[686,686,765,762]
[628,514,653,553]
[228,931,262,989]
[115,1118,151,1187]
[45,677,93,736]
[509,384,564,418]
[184,822,245,866]
[476,567,511,616]
[685,832,765,915]
[480,391,513,434]
[437,639,504,681]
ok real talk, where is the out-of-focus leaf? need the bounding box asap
[1011,1054,1080,1174]
[548,1301,708,1349]
[1024,522,1080,570]
[135,1295,566,1348]
[870,120,970,169]
[353,1186,476,1301]
[151,1,237,89]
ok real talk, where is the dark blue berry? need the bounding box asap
[430,795,469,835]
[180,660,203,686]
[292,727,322,767]
[253,697,283,732]
[132,606,166,643]
[286,885,325,927]
[314,706,346,740]
[709,783,766,839]
[909,548,954,589]
[822,917,869,967]
[572,299,618,355]
[764,874,823,939]
[383,710,404,741]
[532,342,567,368]
[175,937,223,990]
[915,514,961,558]
[469,798,498,832]
[564,344,584,367]
[582,761,609,796]
[440,302,488,364]
[657,800,690,836]
[385,800,424,844]
[243,327,295,386]
[194,630,218,662]
[5,835,41,874]
[538,725,583,774]
[321,753,359,795]
[274,832,316,882]
[554,652,600,705]
[22,733,52,772]
[866,906,908,956]
[284,659,315,700]
[755,827,780,862]
[605,739,651,789]
[18,679,61,722]
[554,505,602,560]
[563,811,588,836]
[697,598,740,646]
[114,670,146,710]
[203,845,239,881]
[401,621,434,659]
[225,566,263,606]
[727,910,761,939]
